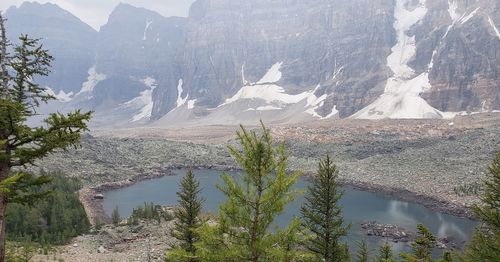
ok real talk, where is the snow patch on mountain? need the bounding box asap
[176,79,189,107]
[187,99,197,109]
[354,0,447,119]
[143,19,153,41]
[307,105,339,120]
[303,84,337,119]
[222,84,310,106]
[488,16,500,40]
[76,67,106,96]
[447,0,459,22]
[123,77,157,122]
[459,7,480,25]
[332,66,344,81]
[256,62,283,84]
[44,87,74,102]
[241,64,249,85]
[221,63,338,118]
[246,105,282,111]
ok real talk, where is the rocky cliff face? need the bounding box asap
[5,2,97,96]
[5,0,500,126]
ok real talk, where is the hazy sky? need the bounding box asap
[0,0,196,30]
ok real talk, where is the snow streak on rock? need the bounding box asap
[176,79,188,107]
[246,105,282,111]
[125,77,157,122]
[488,16,500,40]
[143,19,153,41]
[354,0,447,119]
[256,62,283,84]
[447,0,459,22]
[187,99,197,109]
[222,63,338,118]
[76,67,106,96]
[459,7,480,25]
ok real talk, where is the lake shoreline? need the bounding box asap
[80,165,477,225]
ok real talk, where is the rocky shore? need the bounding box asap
[360,221,466,250]
[32,121,497,225]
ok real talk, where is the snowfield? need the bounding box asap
[354,0,452,120]
[219,62,338,119]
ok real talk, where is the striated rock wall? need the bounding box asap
[5,0,500,125]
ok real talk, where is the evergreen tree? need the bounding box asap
[439,251,452,262]
[168,169,203,261]
[300,155,350,261]
[112,206,121,225]
[376,242,396,262]
[462,152,500,261]
[0,14,91,259]
[400,224,436,262]
[356,240,368,262]
[6,172,90,245]
[195,122,303,261]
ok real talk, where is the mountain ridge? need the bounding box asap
[5,0,500,127]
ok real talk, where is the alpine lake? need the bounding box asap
[103,168,477,255]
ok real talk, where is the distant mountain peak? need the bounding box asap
[7,1,96,33]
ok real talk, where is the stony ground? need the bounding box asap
[31,219,176,262]
[31,116,499,210]
[24,115,499,261]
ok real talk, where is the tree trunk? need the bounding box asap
[0,163,8,262]
[0,13,9,95]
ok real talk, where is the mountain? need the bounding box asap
[5,2,97,97]
[4,0,500,127]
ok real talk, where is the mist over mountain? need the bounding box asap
[5,0,500,127]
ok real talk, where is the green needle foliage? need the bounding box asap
[112,206,121,225]
[167,169,204,261]
[195,122,304,261]
[462,152,500,261]
[400,224,436,262]
[376,242,396,262]
[356,240,368,262]
[6,171,90,245]
[300,155,350,261]
[0,14,91,259]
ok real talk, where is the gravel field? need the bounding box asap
[29,118,499,217]
[25,117,500,261]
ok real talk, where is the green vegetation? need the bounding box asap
[355,240,368,262]
[0,14,91,259]
[127,202,172,225]
[301,155,350,261]
[452,182,483,197]
[461,152,500,261]
[5,241,36,262]
[112,206,121,225]
[376,242,396,262]
[162,125,500,262]
[400,224,436,261]
[166,123,306,261]
[168,170,204,260]
[5,171,90,245]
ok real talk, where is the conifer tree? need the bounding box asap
[463,152,500,261]
[112,206,121,225]
[400,223,436,262]
[167,169,203,261]
[195,122,303,261]
[376,242,396,262]
[300,155,350,261]
[0,14,91,259]
[356,240,368,262]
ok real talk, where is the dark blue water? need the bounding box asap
[103,169,476,255]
